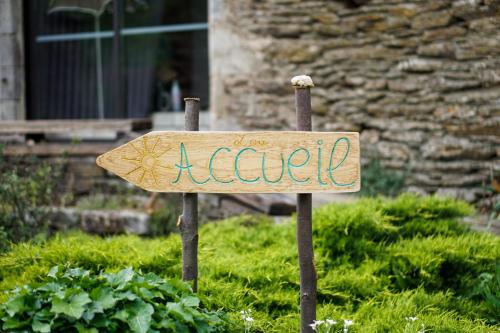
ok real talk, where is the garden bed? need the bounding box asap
[0,195,499,332]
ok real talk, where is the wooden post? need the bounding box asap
[182,97,200,292]
[293,76,316,333]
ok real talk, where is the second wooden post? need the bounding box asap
[292,75,317,333]
[182,97,200,292]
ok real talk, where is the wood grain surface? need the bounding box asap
[96,131,360,193]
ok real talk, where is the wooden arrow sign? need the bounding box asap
[96,131,360,193]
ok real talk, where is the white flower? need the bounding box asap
[326,319,337,326]
[406,316,418,322]
[246,317,254,322]
[309,320,325,331]
[344,319,353,327]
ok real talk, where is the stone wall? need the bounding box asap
[209,0,500,201]
[0,0,24,120]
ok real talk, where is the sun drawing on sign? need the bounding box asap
[121,136,171,186]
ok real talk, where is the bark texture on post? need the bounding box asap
[293,76,317,333]
[182,97,200,292]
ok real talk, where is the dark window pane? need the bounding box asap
[24,0,208,119]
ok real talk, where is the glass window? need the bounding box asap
[24,0,208,119]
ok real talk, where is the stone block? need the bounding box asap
[396,58,441,73]
[50,208,150,235]
[388,78,421,92]
[268,25,304,38]
[444,88,500,104]
[274,44,322,63]
[0,35,17,67]
[422,26,466,41]
[0,66,20,99]
[360,129,380,145]
[421,136,496,160]
[417,42,457,58]
[376,141,411,161]
[0,0,15,34]
[0,99,16,120]
[435,187,482,202]
[412,10,452,29]
[311,97,329,115]
[433,77,481,92]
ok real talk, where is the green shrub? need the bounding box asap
[313,194,472,266]
[359,159,405,197]
[380,193,474,224]
[148,195,182,237]
[0,266,227,332]
[313,200,398,265]
[468,264,500,324]
[0,147,59,252]
[384,234,500,293]
[0,195,498,332]
[75,194,143,211]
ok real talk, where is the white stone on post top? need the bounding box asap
[291,75,314,88]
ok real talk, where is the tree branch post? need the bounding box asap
[292,75,317,333]
[182,97,200,292]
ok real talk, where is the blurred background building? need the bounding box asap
[0,0,499,205]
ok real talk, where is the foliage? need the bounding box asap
[0,146,59,252]
[312,194,472,265]
[74,194,143,211]
[359,159,405,197]
[0,194,499,332]
[0,266,227,333]
[75,193,182,237]
[148,195,182,237]
[469,264,500,323]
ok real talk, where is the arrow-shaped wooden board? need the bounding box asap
[96,131,360,193]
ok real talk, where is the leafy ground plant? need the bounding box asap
[0,267,227,333]
[0,194,498,332]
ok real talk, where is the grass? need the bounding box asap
[0,194,499,332]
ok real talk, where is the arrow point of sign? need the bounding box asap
[96,134,174,192]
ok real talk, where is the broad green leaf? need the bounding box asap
[138,287,155,301]
[91,287,117,310]
[156,318,176,329]
[47,266,59,278]
[34,308,53,322]
[107,268,135,288]
[173,321,191,333]
[115,290,139,301]
[111,309,129,322]
[63,267,88,279]
[5,295,25,317]
[126,299,154,333]
[51,291,91,319]
[32,319,51,333]
[166,302,194,324]
[75,323,99,333]
[181,296,200,307]
[2,316,30,330]
[37,282,61,294]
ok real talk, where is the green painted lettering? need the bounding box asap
[287,148,311,183]
[235,147,260,183]
[209,147,234,183]
[262,152,285,184]
[328,137,355,187]
[172,142,210,185]
[317,140,327,186]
